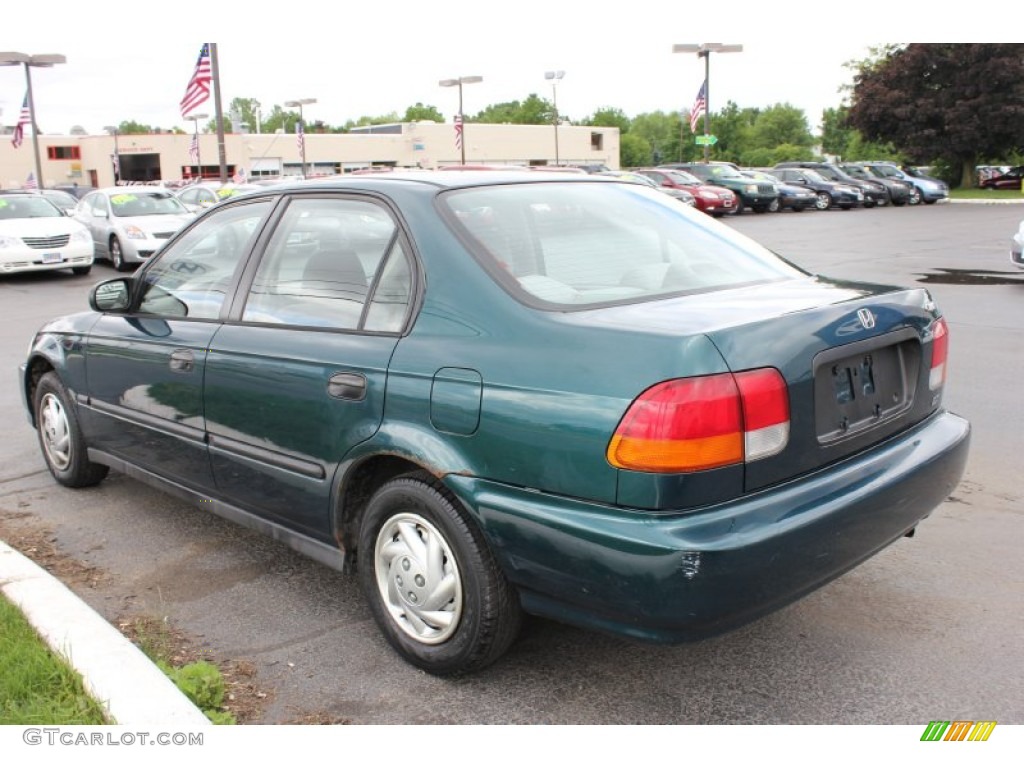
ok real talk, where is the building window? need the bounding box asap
[590,132,604,151]
[47,146,81,160]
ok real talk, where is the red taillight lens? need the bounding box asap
[929,318,948,391]
[607,368,789,473]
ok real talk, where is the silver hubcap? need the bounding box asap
[374,512,462,644]
[816,193,830,210]
[39,393,72,471]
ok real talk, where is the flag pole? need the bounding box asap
[210,43,228,183]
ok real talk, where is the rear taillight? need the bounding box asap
[607,368,790,473]
[929,317,948,391]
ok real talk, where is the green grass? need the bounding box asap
[951,187,1024,200]
[0,593,108,725]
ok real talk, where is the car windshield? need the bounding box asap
[666,171,701,185]
[867,165,900,179]
[0,195,63,219]
[842,166,869,179]
[109,191,188,217]
[801,169,828,183]
[442,181,804,309]
[701,166,745,180]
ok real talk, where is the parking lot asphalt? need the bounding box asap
[2,196,1022,728]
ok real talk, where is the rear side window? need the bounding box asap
[442,181,804,309]
[242,197,412,332]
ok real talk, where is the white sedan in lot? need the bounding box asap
[0,192,94,276]
[73,187,194,271]
[1013,219,1024,269]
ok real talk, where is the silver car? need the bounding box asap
[1013,219,1024,269]
[74,187,194,271]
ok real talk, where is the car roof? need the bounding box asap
[261,170,616,194]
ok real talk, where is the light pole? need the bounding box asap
[0,52,66,190]
[439,76,483,165]
[285,98,316,178]
[672,43,742,163]
[544,71,565,166]
[103,125,120,184]
[186,113,208,180]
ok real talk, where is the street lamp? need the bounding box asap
[103,125,120,184]
[0,52,66,190]
[672,43,743,162]
[439,76,483,165]
[185,113,208,180]
[544,71,565,166]
[285,98,316,178]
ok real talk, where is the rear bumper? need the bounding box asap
[447,409,970,643]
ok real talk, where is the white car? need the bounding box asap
[73,187,194,271]
[1013,219,1024,269]
[0,192,94,276]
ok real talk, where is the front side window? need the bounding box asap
[137,200,272,320]
[442,181,805,309]
[242,197,411,332]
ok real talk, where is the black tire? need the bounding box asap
[71,265,92,276]
[733,197,745,214]
[34,372,108,488]
[792,205,806,213]
[908,187,922,205]
[923,199,937,204]
[110,236,127,271]
[358,474,522,676]
[815,192,833,211]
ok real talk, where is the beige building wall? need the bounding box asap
[0,122,619,189]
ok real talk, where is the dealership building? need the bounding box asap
[0,121,620,189]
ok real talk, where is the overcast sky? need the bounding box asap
[2,3,996,137]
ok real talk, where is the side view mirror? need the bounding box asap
[89,278,131,313]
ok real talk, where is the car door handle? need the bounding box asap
[169,349,195,373]
[327,372,366,401]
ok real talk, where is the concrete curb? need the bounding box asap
[0,539,210,727]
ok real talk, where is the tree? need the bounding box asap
[473,94,553,125]
[631,111,686,165]
[117,120,154,135]
[847,44,1024,187]
[402,103,444,123]
[751,104,813,150]
[619,133,652,168]
[582,107,631,134]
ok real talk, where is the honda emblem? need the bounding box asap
[857,308,876,329]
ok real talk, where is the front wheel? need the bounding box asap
[815,192,833,211]
[358,474,522,676]
[110,236,127,271]
[768,198,780,213]
[908,187,922,205]
[34,372,108,488]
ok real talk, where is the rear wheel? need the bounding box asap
[908,187,922,205]
[34,372,108,488]
[358,474,522,676]
[768,198,780,213]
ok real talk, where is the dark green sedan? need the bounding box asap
[19,171,970,675]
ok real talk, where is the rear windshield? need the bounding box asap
[441,181,804,309]
[110,192,188,217]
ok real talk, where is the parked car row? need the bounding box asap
[624,161,949,216]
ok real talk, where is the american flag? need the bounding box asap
[689,81,706,134]
[454,113,463,150]
[188,132,199,164]
[24,171,38,190]
[180,44,212,119]
[11,93,31,149]
[296,120,305,155]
